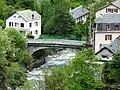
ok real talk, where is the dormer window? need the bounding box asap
[115,24,119,30]
[32,14,34,19]
[102,55,108,58]
[106,24,110,30]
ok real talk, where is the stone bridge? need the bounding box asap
[27,39,86,54]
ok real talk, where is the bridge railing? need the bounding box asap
[27,39,85,46]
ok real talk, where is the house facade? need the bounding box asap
[6,10,41,39]
[95,47,113,61]
[96,0,120,18]
[69,6,89,23]
[94,0,120,60]
[95,14,120,53]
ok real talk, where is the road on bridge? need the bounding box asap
[27,39,86,47]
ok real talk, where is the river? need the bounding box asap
[24,48,78,90]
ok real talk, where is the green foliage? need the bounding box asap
[70,2,81,9]
[0,0,39,20]
[0,28,32,89]
[26,33,34,39]
[103,52,120,84]
[2,5,16,19]
[0,19,5,28]
[40,0,80,38]
[0,30,10,90]
[45,49,103,90]
[6,62,26,90]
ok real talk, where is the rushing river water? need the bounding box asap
[26,48,78,90]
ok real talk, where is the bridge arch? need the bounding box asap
[27,39,86,55]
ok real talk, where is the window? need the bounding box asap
[21,23,24,27]
[29,23,32,27]
[14,16,16,18]
[105,35,112,40]
[32,14,34,19]
[108,8,112,13]
[115,24,119,30]
[35,22,38,26]
[9,22,13,27]
[114,9,118,13]
[102,55,108,58]
[106,24,110,30]
[35,30,38,34]
[9,22,11,26]
[15,23,19,27]
[106,8,118,13]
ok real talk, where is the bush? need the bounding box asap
[26,33,34,39]
[0,19,5,28]
[103,52,120,84]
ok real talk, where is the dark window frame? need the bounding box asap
[21,23,24,27]
[29,23,32,27]
[35,30,38,35]
[105,35,112,40]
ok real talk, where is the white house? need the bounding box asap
[6,10,41,39]
[69,6,89,23]
[94,0,120,60]
[96,0,120,18]
[95,14,120,53]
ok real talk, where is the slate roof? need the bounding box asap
[16,10,41,21]
[96,14,120,23]
[95,47,114,55]
[95,36,119,55]
[97,0,120,12]
[112,0,120,8]
[69,6,89,19]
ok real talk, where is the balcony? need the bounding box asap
[96,23,120,32]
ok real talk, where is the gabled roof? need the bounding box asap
[97,0,120,12]
[95,47,114,55]
[96,14,120,23]
[112,0,120,8]
[95,35,120,55]
[69,6,89,19]
[16,10,41,21]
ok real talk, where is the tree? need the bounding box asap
[0,30,10,90]
[2,5,16,20]
[0,0,7,19]
[0,28,32,89]
[45,49,103,90]
[70,2,81,9]
[14,0,38,10]
[43,0,79,38]
[103,52,120,85]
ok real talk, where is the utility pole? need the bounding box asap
[89,7,92,43]
[88,3,95,44]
